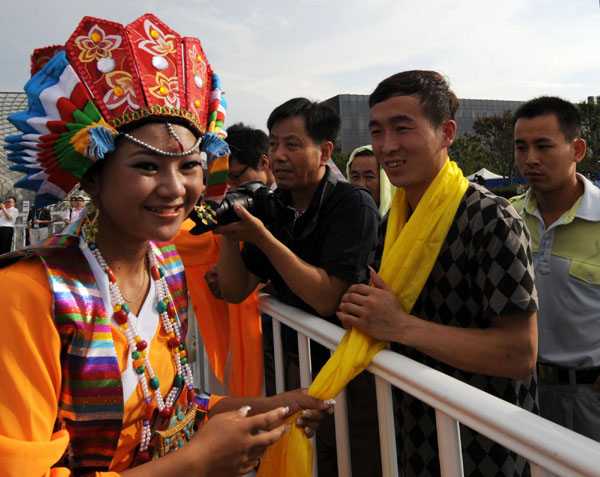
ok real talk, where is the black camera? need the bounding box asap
[188,181,281,235]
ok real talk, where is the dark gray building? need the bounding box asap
[455,98,524,138]
[324,94,523,154]
[323,94,372,154]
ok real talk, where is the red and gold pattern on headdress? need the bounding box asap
[183,37,213,133]
[7,14,229,208]
[126,16,182,110]
[58,14,214,135]
[65,17,143,124]
[31,45,64,75]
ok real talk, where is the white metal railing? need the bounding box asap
[8,212,67,251]
[257,294,600,477]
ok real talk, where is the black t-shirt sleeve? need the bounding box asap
[241,242,273,283]
[241,187,380,282]
[317,188,380,283]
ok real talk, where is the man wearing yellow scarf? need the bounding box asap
[338,71,539,476]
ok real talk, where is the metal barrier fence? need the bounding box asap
[8,212,67,250]
[257,294,600,477]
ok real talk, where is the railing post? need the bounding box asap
[333,348,352,477]
[435,409,464,477]
[258,295,600,477]
[296,333,317,476]
[297,333,312,388]
[186,301,203,389]
[272,319,285,394]
[375,375,398,477]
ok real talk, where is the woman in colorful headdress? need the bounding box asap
[0,14,333,476]
[346,145,395,217]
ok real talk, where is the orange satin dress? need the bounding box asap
[0,258,224,476]
[174,220,263,397]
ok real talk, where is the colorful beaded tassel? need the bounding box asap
[84,226,195,463]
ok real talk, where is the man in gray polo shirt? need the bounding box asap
[511,96,600,441]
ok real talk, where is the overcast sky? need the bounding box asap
[1,0,599,131]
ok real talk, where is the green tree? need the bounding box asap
[470,110,517,183]
[448,134,492,176]
[577,100,600,174]
[331,151,349,177]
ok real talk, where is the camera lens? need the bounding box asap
[214,193,254,226]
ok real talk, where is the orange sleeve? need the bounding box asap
[174,224,231,382]
[0,259,120,477]
[209,394,227,409]
[174,222,263,396]
[227,296,263,397]
[173,220,221,267]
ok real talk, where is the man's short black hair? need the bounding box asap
[512,96,582,142]
[6,196,16,202]
[267,98,340,144]
[226,122,269,169]
[369,70,459,127]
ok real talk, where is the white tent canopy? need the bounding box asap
[466,168,504,180]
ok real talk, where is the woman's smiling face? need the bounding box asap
[87,122,204,246]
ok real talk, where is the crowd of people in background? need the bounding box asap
[0,195,92,252]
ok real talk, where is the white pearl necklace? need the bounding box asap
[120,121,202,158]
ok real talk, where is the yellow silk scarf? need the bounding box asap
[257,159,468,477]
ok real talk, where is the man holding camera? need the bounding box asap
[216,97,381,476]
[177,123,276,397]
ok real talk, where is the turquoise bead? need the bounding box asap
[178,344,184,351]
[121,303,130,314]
[136,366,145,374]
[173,375,183,388]
[150,377,160,390]
[132,351,140,360]
[180,357,188,366]
[159,267,165,277]
[156,301,167,313]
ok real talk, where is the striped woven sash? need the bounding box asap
[18,235,189,474]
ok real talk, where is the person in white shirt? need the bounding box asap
[61,196,85,226]
[0,197,19,254]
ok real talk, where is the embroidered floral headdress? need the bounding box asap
[5,14,229,207]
